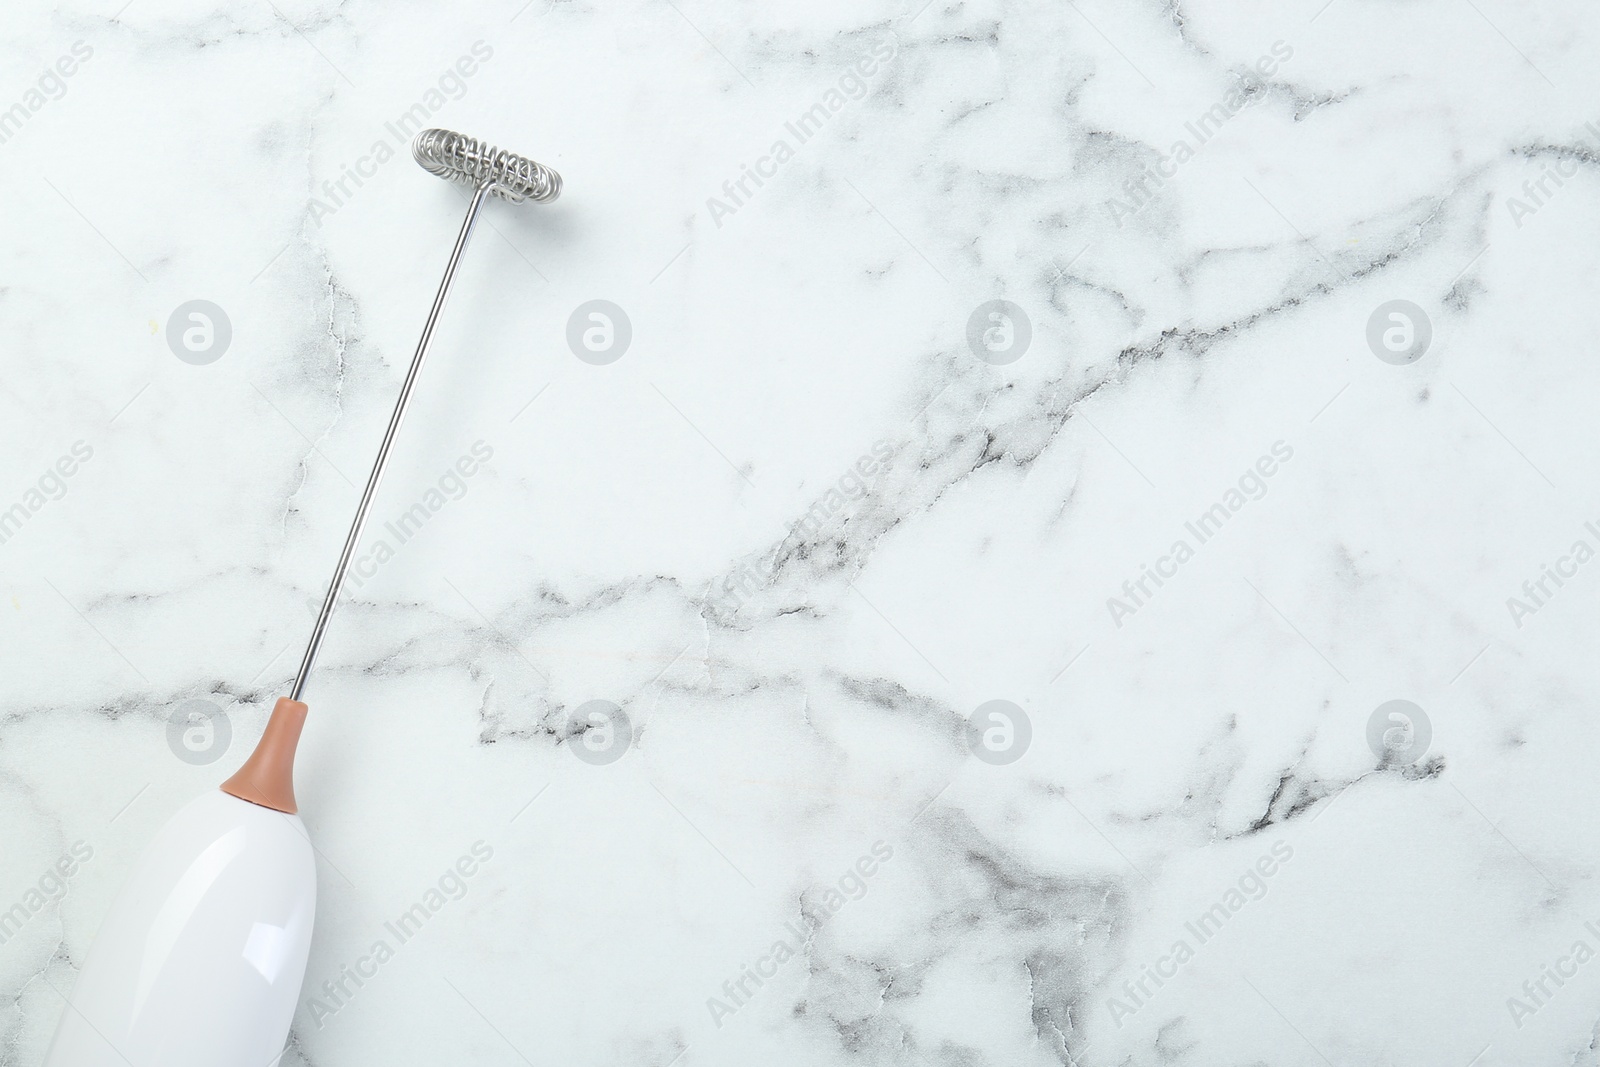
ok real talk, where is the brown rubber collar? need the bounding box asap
[220,697,307,814]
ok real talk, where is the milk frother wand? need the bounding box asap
[44,129,561,1067]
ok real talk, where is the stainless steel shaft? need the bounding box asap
[290,182,493,700]
[288,128,562,702]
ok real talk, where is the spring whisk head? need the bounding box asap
[411,128,562,204]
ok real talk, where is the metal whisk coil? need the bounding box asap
[411,128,562,204]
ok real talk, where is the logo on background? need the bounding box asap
[966,300,1032,365]
[166,699,232,765]
[567,700,632,765]
[166,300,232,365]
[567,300,632,365]
[1365,300,1431,365]
[1366,699,1431,764]
[967,699,1032,765]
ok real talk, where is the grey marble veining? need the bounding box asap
[3,0,1600,1064]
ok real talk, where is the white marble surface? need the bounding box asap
[4,0,1600,1064]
